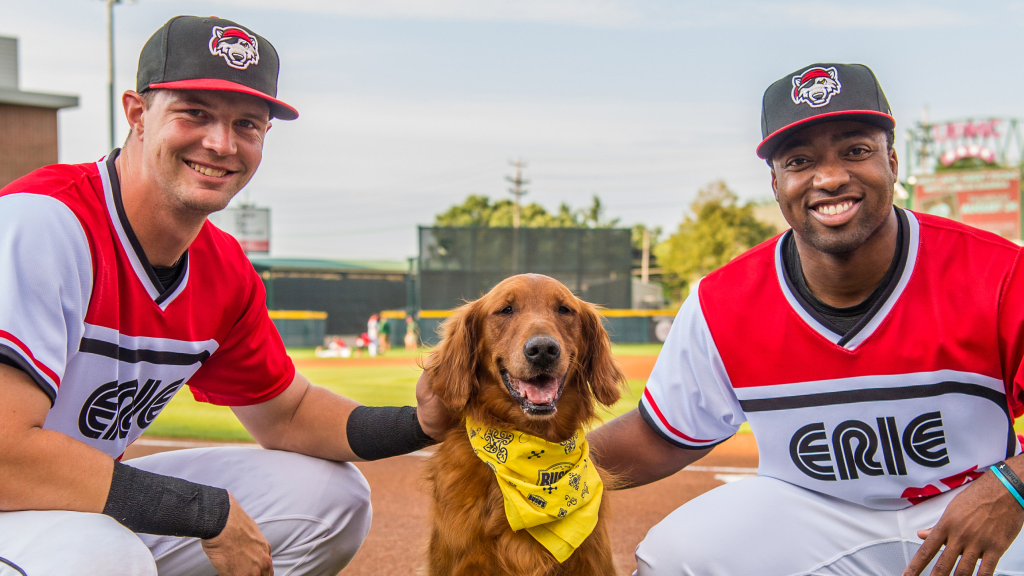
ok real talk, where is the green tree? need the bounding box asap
[656,180,777,302]
[434,194,618,228]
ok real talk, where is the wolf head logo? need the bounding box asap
[791,67,841,108]
[209,26,260,70]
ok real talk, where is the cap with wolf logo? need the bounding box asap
[757,63,893,159]
[136,15,298,120]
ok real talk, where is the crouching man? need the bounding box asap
[0,15,448,576]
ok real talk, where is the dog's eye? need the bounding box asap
[499,306,514,315]
[558,305,572,315]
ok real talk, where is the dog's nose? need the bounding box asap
[524,335,560,367]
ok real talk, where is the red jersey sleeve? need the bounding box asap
[187,268,295,406]
[999,248,1024,418]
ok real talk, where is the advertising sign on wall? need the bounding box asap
[913,169,1021,240]
[207,207,271,253]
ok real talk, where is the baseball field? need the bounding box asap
[131,346,1024,574]
[128,344,760,574]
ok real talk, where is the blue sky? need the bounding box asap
[4,1,1024,260]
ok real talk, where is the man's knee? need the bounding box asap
[634,477,835,576]
[255,458,372,574]
[0,511,156,576]
[635,511,711,576]
[288,459,372,564]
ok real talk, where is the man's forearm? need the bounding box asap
[233,378,363,461]
[589,408,711,489]
[0,364,114,513]
[0,426,115,513]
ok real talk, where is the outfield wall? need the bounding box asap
[418,227,633,312]
[268,310,327,347]
[414,308,676,347]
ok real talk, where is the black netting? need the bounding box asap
[418,227,632,310]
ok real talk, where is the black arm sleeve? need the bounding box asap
[102,461,231,539]
[346,405,437,461]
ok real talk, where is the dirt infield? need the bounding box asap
[125,434,758,575]
[345,434,757,575]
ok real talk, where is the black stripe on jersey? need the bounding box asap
[105,150,189,305]
[0,556,28,576]
[79,338,211,366]
[638,400,733,451]
[738,381,1006,412]
[0,344,57,404]
[740,380,1017,459]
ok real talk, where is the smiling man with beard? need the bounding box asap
[590,63,1024,576]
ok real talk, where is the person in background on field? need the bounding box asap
[367,314,379,357]
[378,314,391,354]
[405,315,419,350]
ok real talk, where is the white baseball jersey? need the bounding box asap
[0,152,294,459]
[641,209,1024,510]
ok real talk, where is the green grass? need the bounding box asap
[609,343,664,357]
[144,390,254,442]
[284,347,427,361]
[144,343,754,442]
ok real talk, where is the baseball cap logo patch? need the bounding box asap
[209,25,259,70]
[791,66,841,108]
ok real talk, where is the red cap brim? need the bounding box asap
[756,110,894,159]
[148,78,298,120]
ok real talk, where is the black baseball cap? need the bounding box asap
[137,16,298,120]
[757,63,893,159]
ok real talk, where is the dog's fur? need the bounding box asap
[424,274,626,576]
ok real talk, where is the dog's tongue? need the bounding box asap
[515,376,558,405]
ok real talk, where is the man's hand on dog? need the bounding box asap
[903,466,1024,576]
[201,493,274,576]
[416,370,458,441]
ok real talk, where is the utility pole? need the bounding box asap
[505,158,529,274]
[506,159,529,229]
[641,227,650,284]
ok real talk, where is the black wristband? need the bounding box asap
[346,405,437,461]
[102,461,231,539]
[995,461,1024,498]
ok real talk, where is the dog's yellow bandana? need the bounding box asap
[466,415,603,563]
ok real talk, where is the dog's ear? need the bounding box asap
[424,300,480,411]
[578,301,627,407]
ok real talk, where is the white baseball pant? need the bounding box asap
[635,475,1024,576]
[0,447,372,576]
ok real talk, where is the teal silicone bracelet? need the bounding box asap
[991,465,1024,510]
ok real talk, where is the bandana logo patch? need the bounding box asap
[791,66,841,108]
[209,26,259,70]
[537,462,573,486]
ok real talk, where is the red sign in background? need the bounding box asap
[913,169,1022,240]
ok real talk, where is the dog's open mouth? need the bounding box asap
[501,370,567,416]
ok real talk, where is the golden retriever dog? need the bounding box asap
[424,274,626,576]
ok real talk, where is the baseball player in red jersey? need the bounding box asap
[590,64,1024,576]
[0,16,450,576]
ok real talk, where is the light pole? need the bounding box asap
[105,0,124,151]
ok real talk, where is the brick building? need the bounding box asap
[0,36,78,188]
